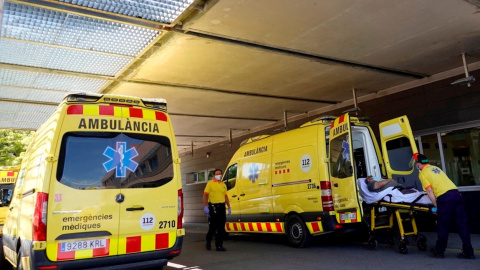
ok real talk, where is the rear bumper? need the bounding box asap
[25,236,183,270]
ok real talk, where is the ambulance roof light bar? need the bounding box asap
[65,92,102,102]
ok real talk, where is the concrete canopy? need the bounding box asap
[1,0,480,152]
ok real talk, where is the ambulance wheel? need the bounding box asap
[417,239,427,251]
[399,243,408,254]
[368,238,377,250]
[286,215,311,248]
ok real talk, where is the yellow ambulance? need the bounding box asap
[0,166,19,265]
[222,114,417,247]
[2,93,184,269]
[0,166,18,228]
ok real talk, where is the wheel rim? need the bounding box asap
[290,222,303,240]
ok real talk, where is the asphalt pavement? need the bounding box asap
[164,223,480,270]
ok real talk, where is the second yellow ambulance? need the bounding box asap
[0,166,19,265]
[222,114,418,247]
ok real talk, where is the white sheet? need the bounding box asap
[357,178,433,205]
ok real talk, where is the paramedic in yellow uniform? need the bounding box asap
[203,169,231,251]
[414,153,475,259]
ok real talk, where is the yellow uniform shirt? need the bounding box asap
[419,165,457,197]
[204,180,227,204]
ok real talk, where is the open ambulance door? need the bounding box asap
[379,116,421,189]
[329,114,362,224]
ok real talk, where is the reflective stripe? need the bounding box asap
[0,171,17,177]
[306,221,324,234]
[226,222,284,233]
[67,105,167,122]
[119,232,171,255]
[51,232,173,261]
[21,255,31,270]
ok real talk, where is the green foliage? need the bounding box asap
[0,129,35,166]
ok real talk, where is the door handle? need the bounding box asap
[334,183,338,187]
[126,206,145,211]
[240,194,246,196]
[232,195,237,198]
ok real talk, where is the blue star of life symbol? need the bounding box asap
[103,141,139,178]
[432,168,441,174]
[342,135,350,161]
[249,163,259,183]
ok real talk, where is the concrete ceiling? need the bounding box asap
[1,0,480,152]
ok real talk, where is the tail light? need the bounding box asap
[177,189,184,229]
[320,181,334,211]
[33,192,48,241]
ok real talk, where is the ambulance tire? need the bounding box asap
[286,215,311,248]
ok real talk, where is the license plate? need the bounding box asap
[340,212,356,221]
[60,239,107,252]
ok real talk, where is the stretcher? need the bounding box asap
[357,179,435,254]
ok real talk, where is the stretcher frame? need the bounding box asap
[362,196,434,254]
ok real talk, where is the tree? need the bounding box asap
[0,129,35,166]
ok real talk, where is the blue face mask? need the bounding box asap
[372,176,381,181]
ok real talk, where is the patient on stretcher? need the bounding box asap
[358,176,433,205]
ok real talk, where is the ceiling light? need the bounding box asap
[57,0,195,23]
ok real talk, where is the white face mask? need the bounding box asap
[215,175,222,181]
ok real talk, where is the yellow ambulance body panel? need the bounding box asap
[223,114,418,247]
[2,93,184,270]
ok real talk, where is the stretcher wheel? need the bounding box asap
[417,239,427,251]
[399,243,408,254]
[368,238,377,250]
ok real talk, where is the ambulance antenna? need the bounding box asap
[342,88,361,115]
[229,128,250,147]
[283,110,307,131]
[451,53,475,87]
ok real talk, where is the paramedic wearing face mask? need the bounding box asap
[203,169,231,251]
[414,153,475,259]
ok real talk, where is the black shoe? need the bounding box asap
[216,246,227,251]
[457,251,475,259]
[431,248,445,258]
[205,241,211,250]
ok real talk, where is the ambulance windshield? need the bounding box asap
[57,132,174,189]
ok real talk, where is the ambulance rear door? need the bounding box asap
[379,116,420,189]
[47,102,180,262]
[329,114,362,224]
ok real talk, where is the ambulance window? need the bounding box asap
[325,126,330,157]
[330,134,353,178]
[385,137,413,171]
[224,164,237,190]
[0,184,14,206]
[57,132,174,189]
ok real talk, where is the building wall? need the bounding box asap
[180,70,480,233]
